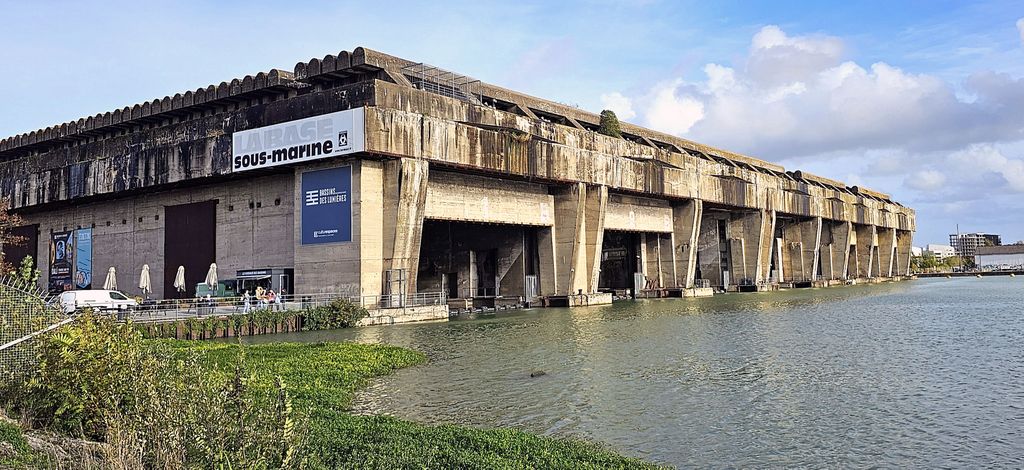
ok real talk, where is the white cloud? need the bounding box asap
[612,25,1024,161]
[644,79,705,135]
[904,169,947,191]
[1017,18,1024,46]
[947,144,1024,192]
[599,91,636,121]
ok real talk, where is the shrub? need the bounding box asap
[598,109,623,138]
[4,313,304,468]
[303,299,368,331]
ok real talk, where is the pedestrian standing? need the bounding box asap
[242,290,251,313]
[256,286,266,309]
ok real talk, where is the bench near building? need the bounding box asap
[0,47,915,320]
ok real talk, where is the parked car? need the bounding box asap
[56,289,138,314]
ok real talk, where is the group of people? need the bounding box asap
[241,286,287,313]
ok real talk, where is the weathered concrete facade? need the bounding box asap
[0,47,914,305]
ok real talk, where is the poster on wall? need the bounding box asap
[74,228,92,289]
[49,231,74,292]
[231,108,365,172]
[301,166,352,245]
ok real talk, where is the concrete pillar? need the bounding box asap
[642,232,662,288]
[825,221,852,280]
[696,215,723,287]
[896,230,914,276]
[855,224,878,278]
[383,158,429,294]
[726,209,775,286]
[671,199,703,288]
[537,227,557,295]
[877,227,897,278]
[550,183,606,295]
[781,217,822,282]
[359,160,385,298]
[551,184,586,295]
[657,233,676,287]
[583,185,608,293]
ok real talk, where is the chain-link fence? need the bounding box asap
[0,277,64,386]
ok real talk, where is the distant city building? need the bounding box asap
[924,244,955,259]
[911,246,923,257]
[974,245,1024,270]
[949,233,1001,260]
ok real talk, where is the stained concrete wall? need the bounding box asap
[22,172,294,299]
[604,194,672,233]
[424,171,553,226]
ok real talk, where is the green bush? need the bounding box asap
[598,109,623,138]
[4,313,303,468]
[303,299,368,330]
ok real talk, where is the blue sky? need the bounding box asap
[2,0,1023,246]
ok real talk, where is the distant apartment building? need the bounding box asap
[974,245,1024,270]
[949,233,1001,260]
[923,244,955,259]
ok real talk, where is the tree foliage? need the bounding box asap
[0,198,25,274]
[598,110,623,138]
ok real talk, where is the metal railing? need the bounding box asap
[128,292,446,323]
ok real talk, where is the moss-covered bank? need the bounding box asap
[186,341,659,469]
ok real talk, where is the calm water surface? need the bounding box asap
[246,278,1024,467]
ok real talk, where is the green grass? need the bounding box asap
[179,340,660,469]
[0,419,46,469]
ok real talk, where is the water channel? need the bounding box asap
[243,278,1024,467]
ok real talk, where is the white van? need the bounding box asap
[56,290,138,314]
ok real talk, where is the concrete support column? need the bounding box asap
[642,232,663,288]
[537,227,557,295]
[671,199,703,288]
[896,230,914,276]
[855,224,879,278]
[877,227,897,277]
[826,221,853,280]
[696,215,724,287]
[583,185,608,293]
[383,158,429,294]
[727,209,775,286]
[657,233,676,288]
[359,160,385,297]
[781,217,822,282]
[550,183,607,295]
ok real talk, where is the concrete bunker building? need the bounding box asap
[0,47,916,308]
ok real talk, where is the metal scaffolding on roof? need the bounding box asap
[401,63,481,104]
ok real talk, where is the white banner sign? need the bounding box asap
[231,108,365,172]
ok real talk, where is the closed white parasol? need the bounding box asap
[173,266,186,293]
[205,263,218,291]
[138,264,151,297]
[103,267,117,290]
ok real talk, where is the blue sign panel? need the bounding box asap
[301,166,352,245]
[74,228,93,289]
